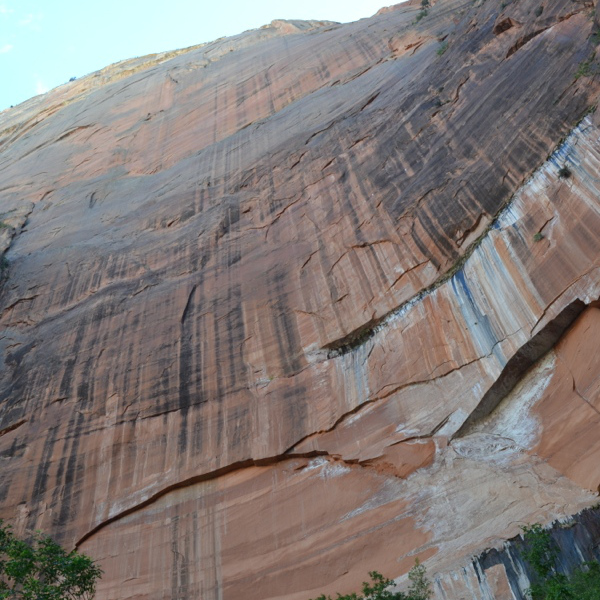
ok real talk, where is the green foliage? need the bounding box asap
[558,166,571,179]
[521,524,600,600]
[532,232,544,242]
[575,57,599,79]
[522,524,556,580]
[568,561,600,600]
[522,524,568,600]
[406,559,431,600]
[0,221,10,229]
[436,42,448,56]
[575,60,591,79]
[414,10,428,22]
[360,571,401,600]
[0,520,102,600]
[310,560,432,600]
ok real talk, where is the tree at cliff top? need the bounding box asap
[0,521,102,600]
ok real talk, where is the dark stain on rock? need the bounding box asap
[58,320,87,399]
[31,425,59,502]
[170,516,190,600]
[269,269,304,376]
[493,17,520,35]
[455,298,587,436]
[474,506,600,600]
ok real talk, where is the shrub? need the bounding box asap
[407,559,431,600]
[0,520,102,600]
[415,10,428,22]
[310,560,432,600]
[568,561,600,600]
[532,232,544,242]
[575,58,597,79]
[558,166,571,178]
[437,42,449,56]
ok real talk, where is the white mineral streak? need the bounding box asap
[333,117,599,450]
[396,117,600,595]
[78,114,600,600]
[337,116,600,600]
[451,352,556,461]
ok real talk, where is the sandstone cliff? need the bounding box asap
[0,1,599,598]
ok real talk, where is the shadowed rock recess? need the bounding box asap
[1,0,600,598]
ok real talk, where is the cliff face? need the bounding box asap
[0,1,599,599]
[433,507,600,599]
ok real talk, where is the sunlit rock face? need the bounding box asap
[0,0,599,598]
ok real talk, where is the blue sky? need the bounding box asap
[0,0,390,111]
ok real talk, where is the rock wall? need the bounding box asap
[435,507,600,599]
[0,0,599,598]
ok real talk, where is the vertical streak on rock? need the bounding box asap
[179,284,198,453]
[270,269,304,376]
[31,425,58,502]
[455,299,587,436]
[438,507,600,600]
[451,270,500,360]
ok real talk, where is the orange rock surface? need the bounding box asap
[0,0,599,598]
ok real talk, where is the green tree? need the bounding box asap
[406,559,431,600]
[310,560,432,600]
[568,560,600,600]
[0,521,102,600]
[522,524,572,600]
[522,523,600,600]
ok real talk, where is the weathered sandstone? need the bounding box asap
[435,506,600,599]
[0,0,599,598]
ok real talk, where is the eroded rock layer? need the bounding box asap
[0,0,599,598]
[439,507,600,600]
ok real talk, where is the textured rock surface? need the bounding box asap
[1,0,600,598]
[436,506,600,600]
